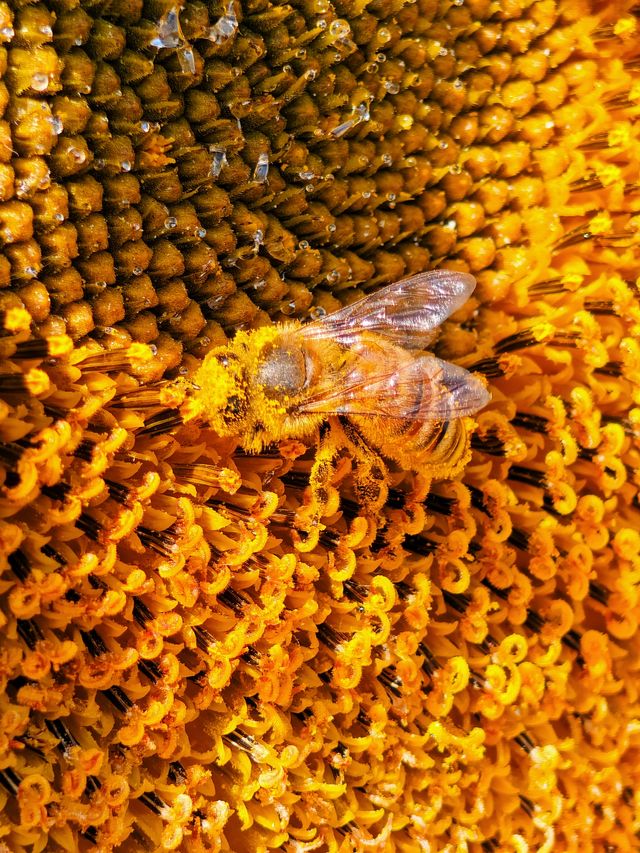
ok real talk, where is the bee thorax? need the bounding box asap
[255,346,307,397]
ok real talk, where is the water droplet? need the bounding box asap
[121,160,132,172]
[140,120,151,133]
[39,25,53,37]
[386,192,396,202]
[209,146,228,178]
[362,191,371,199]
[0,26,14,39]
[313,0,330,13]
[196,227,207,238]
[298,240,310,250]
[376,52,387,63]
[449,164,462,174]
[331,119,355,138]
[381,153,393,166]
[439,141,449,150]
[327,269,341,283]
[384,80,400,94]
[438,47,449,57]
[252,279,266,290]
[299,170,315,181]
[253,152,269,184]
[305,68,317,81]
[305,183,315,192]
[329,19,351,39]
[132,266,143,276]
[327,223,336,232]
[309,306,326,320]
[164,216,178,229]
[69,147,86,164]
[151,8,181,48]
[49,115,63,135]
[31,73,49,92]
[207,1,238,44]
[149,344,158,356]
[177,47,196,74]
[54,213,64,223]
[317,19,328,30]
[25,266,37,277]
[453,78,463,90]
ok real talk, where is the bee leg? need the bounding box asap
[297,421,342,529]
[339,417,389,514]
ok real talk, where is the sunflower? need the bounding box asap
[0,0,639,850]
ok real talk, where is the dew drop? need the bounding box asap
[164,216,178,229]
[327,223,336,232]
[196,227,207,239]
[31,73,49,92]
[329,19,351,39]
[150,8,181,49]
[49,116,64,135]
[253,152,269,184]
[309,306,327,320]
[209,147,228,178]
[70,147,87,164]
[207,1,238,44]
[177,47,196,75]
[121,161,132,172]
[384,81,400,94]
[298,240,310,250]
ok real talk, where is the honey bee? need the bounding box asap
[190,270,490,519]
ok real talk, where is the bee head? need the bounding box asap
[194,347,250,436]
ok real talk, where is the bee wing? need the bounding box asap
[301,270,476,349]
[298,352,490,421]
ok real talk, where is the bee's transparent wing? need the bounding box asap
[298,353,490,421]
[301,270,476,349]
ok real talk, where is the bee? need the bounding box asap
[189,270,490,519]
